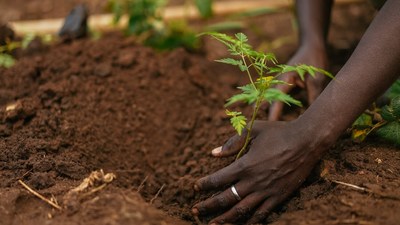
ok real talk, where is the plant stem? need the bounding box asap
[241,54,256,89]
[236,93,263,160]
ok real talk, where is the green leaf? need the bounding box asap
[22,33,36,49]
[195,0,213,18]
[381,105,396,122]
[263,88,302,106]
[226,110,247,135]
[391,96,400,117]
[215,58,242,66]
[352,113,373,129]
[388,80,400,99]
[225,84,259,106]
[351,113,373,143]
[235,33,248,43]
[0,53,15,68]
[376,121,400,146]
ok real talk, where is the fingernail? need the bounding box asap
[209,223,217,225]
[211,146,222,156]
[192,207,199,215]
[194,184,200,192]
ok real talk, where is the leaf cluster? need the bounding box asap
[0,41,20,69]
[108,0,205,50]
[352,95,400,146]
[376,96,400,146]
[204,32,332,136]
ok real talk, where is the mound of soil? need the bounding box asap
[1,5,399,225]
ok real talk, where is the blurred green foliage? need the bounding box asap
[108,0,211,50]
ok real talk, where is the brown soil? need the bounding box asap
[1,3,399,225]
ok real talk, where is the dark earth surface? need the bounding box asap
[1,2,400,225]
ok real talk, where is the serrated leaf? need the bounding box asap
[376,121,400,146]
[230,115,247,135]
[235,33,248,43]
[215,58,241,66]
[225,84,259,106]
[263,88,302,106]
[225,109,241,117]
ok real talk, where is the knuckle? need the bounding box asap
[235,206,251,217]
[253,210,269,220]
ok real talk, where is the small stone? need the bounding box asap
[116,52,136,67]
[94,63,112,77]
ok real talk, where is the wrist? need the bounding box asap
[291,116,338,156]
[299,39,327,54]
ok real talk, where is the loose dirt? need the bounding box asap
[1,3,399,225]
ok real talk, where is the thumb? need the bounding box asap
[212,132,247,157]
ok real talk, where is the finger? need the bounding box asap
[246,196,281,225]
[212,132,247,157]
[192,182,248,216]
[194,158,245,191]
[268,101,284,121]
[209,193,265,224]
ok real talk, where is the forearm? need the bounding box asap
[296,0,333,49]
[299,0,400,148]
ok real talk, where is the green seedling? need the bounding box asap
[0,33,52,69]
[205,32,332,159]
[108,0,198,50]
[0,41,20,68]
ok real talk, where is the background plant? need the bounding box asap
[352,80,400,146]
[0,33,53,69]
[108,0,208,50]
[0,41,20,68]
[206,32,332,159]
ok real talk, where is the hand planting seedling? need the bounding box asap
[205,32,332,159]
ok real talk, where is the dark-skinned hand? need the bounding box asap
[268,45,329,121]
[192,120,328,224]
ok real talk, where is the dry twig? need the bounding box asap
[18,180,62,210]
[137,175,149,193]
[150,184,165,204]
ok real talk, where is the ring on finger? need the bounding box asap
[230,185,242,201]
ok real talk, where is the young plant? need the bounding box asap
[205,32,332,159]
[108,0,198,50]
[0,41,20,68]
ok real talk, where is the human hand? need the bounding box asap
[268,45,329,121]
[192,120,329,224]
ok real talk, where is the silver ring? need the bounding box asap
[230,185,242,201]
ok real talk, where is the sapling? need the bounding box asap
[205,32,332,159]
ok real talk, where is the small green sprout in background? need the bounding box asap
[0,33,54,69]
[0,41,20,68]
[205,32,332,159]
[108,0,207,50]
